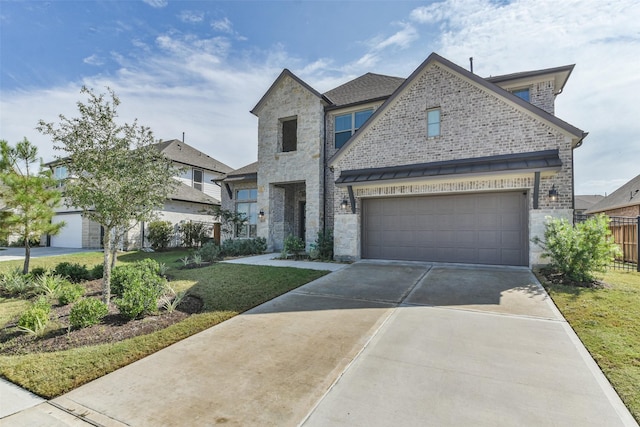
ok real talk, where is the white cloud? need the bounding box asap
[211,17,233,34]
[374,22,419,50]
[142,0,167,8]
[179,10,204,24]
[407,0,640,195]
[83,54,104,66]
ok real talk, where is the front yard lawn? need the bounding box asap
[0,251,328,398]
[539,269,640,423]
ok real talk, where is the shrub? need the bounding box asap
[310,229,333,260]
[283,234,305,258]
[180,221,211,248]
[115,281,163,320]
[35,272,70,297]
[54,262,91,283]
[196,242,221,262]
[70,298,109,328]
[147,220,174,251]
[220,238,267,257]
[57,283,85,305]
[18,297,51,335]
[159,285,188,313]
[90,263,104,279]
[0,268,35,297]
[29,267,49,279]
[532,214,621,283]
[111,259,164,297]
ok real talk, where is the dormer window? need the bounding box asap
[511,88,530,102]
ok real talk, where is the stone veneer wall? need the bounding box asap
[255,74,325,251]
[331,62,577,265]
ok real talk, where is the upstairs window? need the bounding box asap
[235,188,258,238]
[427,108,441,138]
[193,168,203,191]
[511,88,530,102]
[281,118,298,152]
[335,109,373,149]
[54,165,68,180]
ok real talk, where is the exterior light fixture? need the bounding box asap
[341,199,349,211]
[548,185,558,202]
[258,209,265,221]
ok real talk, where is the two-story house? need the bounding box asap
[222,52,587,267]
[49,139,233,249]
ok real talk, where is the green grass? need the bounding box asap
[543,269,640,422]
[0,251,328,398]
[0,249,191,274]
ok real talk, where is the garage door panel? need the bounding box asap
[362,192,527,266]
[50,214,83,248]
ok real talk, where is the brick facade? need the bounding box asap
[229,54,584,266]
[330,61,580,265]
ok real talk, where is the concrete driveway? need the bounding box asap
[2,260,636,426]
[0,247,100,262]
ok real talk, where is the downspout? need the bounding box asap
[322,109,327,234]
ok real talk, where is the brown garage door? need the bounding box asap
[362,192,528,266]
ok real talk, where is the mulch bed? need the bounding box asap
[535,267,609,289]
[0,279,203,355]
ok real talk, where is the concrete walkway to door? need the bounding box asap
[1,260,636,426]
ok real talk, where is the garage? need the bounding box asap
[362,191,528,266]
[50,214,83,248]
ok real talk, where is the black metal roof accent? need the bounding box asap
[335,149,562,185]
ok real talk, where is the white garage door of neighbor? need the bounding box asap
[50,214,83,248]
[362,192,528,266]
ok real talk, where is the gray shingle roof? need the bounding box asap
[153,139,234,174]
[323,73,405,107]
[223,161,258,182]
[336,150,562,186]
[586,174,640,214]
[169,181,220,205]
[574,195,605,211]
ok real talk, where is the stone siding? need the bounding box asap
[255,74,325,251]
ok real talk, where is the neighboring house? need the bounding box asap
[574,194,605,216]
[222,52,587,267]
[48,139,233,249]
[586,175,640,217]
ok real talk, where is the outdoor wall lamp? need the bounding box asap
[341,199,349,211]
[258,209,265,221]
[548,185,558,202]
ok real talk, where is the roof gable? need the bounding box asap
[153,139,233,174]
[586,174,640,213]
[329,52,587,167]
[251,69,332,116]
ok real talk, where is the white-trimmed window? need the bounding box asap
[427,108,441,138]
[54,165,68,180]
[193,168,203,191]
[334,109,373,149]
[236,188,258,238]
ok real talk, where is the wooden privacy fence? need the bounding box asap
[575,214,639,272]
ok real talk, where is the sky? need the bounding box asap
[1,0,638,196]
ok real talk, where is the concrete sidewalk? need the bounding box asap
[1,261,637,426]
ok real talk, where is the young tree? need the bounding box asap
[37,87,177,304]
[0,138,64,274]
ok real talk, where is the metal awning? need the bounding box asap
[335,149,562,186]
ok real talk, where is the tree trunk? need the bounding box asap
[23,240,31,275]
[102,229,113,305]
